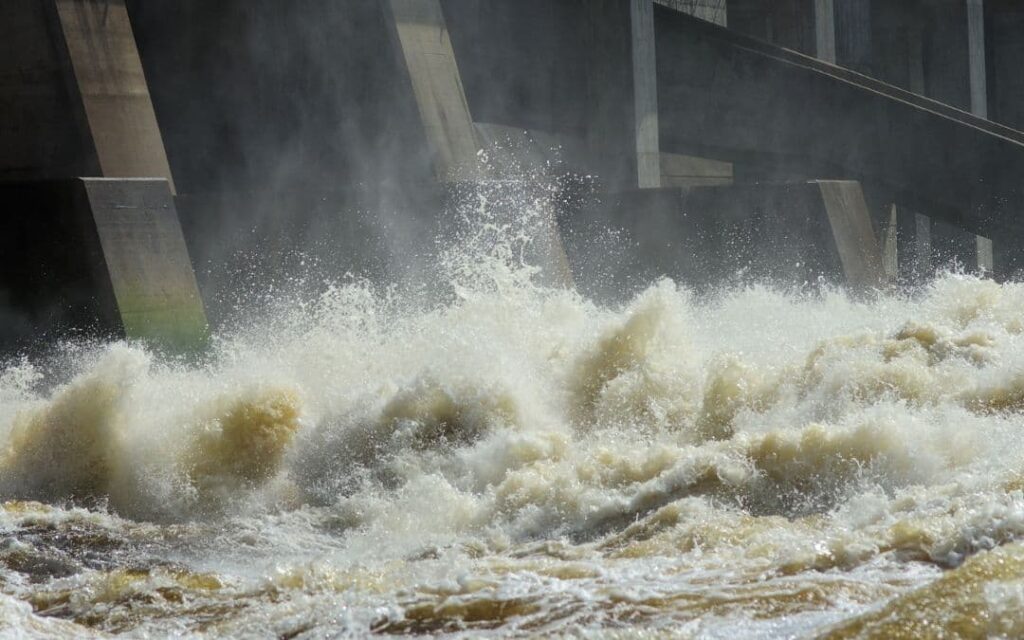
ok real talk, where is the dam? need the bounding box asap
[3,0,1024,347]
[4,1,1024,637]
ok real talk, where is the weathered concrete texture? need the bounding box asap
[988,0,1024,131]
[128,0,434,197]
[813,0,836,63]
[54,0,174,189]
[0,1,96,180]
[631,0,662,188]
[560,181,883,301]
[582,0,644,189]
[817,180,885,290]
[387,0,480,179]
[81,178,207,348]
[0,1,172,184]
[834,0,872,73]
[727,0,819,56]
[0,179,206,352]
[654,7,1024,242]
[660,152,733,187]
[656,0,726,26]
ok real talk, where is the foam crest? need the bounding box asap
[8,255,1024,635]
[183,387,304,508]
[0,346,147,502]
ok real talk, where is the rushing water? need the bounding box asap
[5,196,1024,638]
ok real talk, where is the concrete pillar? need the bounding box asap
[79,178,207,347]
[967,0,988,117]
[834,0,872,73]
[388,0,573,286]
[880,204,899,282]
[987,0,1024,130]
[0,179,207,352]
[53,0,175,190]
[655,2,734,188]
[0,0,174,186]
[0,1,207,349]
[632,0,662,188]
[583,0,660,190]
[387,0,480,179]
[966,0,994,272]
[914,213,933,279]
[814,0,837,63]
[817,180,886,290]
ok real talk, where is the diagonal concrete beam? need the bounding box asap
[79,178,207,348]
[50,0,175,191]
[817,180,886,290]
[387,0,480,180]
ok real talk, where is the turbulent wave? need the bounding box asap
[5,199,1024,636]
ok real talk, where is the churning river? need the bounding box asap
[4,209,1024,638]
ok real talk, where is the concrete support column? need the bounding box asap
[814,0,836,63]
[632,0,661,188]
[0,1,208,349]
[584,0,661,190]
[817,180,886,290]
[387,0,480,179]
[834,0,872,73]
[967,0,988,117]
[0,0,174,185]
[655,1,734,188]
[52,0,175,190]
[0,178,208,351]
[894,208,933,284]
[966,0,994,272]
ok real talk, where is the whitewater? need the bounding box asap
[5,192,1024,637]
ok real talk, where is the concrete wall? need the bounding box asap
[441,0,588,136]
[127,0,434,198]
[126,0,445,316]
[987,0,1024,131]
[0,2,96,180]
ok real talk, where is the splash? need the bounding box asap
[5,197,1024,636]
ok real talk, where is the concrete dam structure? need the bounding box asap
[12,3,1024,637]
[2,0,1023,347]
